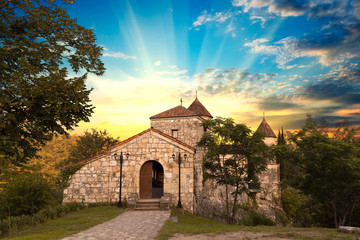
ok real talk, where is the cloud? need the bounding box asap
[103,51,136,60]
[236,0,360,66]
[192,10,233,27]
[232,0,272,13]
[244,37,307,68]
[257,95,299,110]
[154,61,161,66]
[192,9,237,35]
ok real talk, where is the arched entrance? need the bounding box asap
[140,161,164,199]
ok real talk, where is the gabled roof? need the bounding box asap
[188,98,213,118]
[150,105,196,119]
[256,118,277,138]
[65,127,195,169]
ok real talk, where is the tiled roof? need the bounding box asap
[256,118,277,138]
[65,127,195,169]
[150,105,196,119]
[188,98,213,118]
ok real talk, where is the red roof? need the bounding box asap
[150,98,213,119]
[188,98,213,118]
[256,118,277,138]
[150,105,196,119]
[65,127,195,169]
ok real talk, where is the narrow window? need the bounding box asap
[172,129,178,138]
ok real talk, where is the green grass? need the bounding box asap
[3,206,125,240]
[157,210,360,240]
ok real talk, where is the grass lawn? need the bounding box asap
[3,206,125,240]
[157,210,359,240]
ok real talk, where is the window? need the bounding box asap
[172,129,178,138]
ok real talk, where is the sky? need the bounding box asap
[66,0,360,140]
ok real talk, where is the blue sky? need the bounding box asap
[66,0,360,139]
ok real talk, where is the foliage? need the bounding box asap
[157,209,357,240]
[198,117,269,223]
[0,205,123,239]
[26,134,78,186]
[287,115,360,227]
[66,128,118,167]
[277,127,286,145]
[0,0,105,167]
[0,166,55,219]
[241,209,275,226]
[281,187,324,227]
[0,202,85,238]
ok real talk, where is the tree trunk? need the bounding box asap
[231,182,239,224]
[331,199,338,228]
[225,182,230,223]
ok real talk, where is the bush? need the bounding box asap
[0,168,55,217]
[242,209,275,226]
[0,202,85,238]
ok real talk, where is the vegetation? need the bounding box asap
[157,209,359,240]
[273,115,360,228]
[198,117,270,224]
[1,205,124,239]
[0,0,105,167]
[66,128,119,167]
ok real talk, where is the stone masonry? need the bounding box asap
[63,98,281,219]
[64,128,196,211]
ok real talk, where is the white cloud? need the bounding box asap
[154,61,161,66]
[232,0,272,13]
[103,51,136,60]
[192,10,233,27]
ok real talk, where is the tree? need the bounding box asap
[27,134,78,186]
[0,0,105,167]
[0,166,54,218]
[289,115,360,227]
[198,117,269,223]
[66,128,118,167]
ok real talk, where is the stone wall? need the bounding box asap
[63,130,196,212]
[150,116,208,213]
[150,116,205,148]
[196,163,281,222]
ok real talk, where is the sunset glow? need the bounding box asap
[66,0,360,140]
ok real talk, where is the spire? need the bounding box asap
[256,115,276,138]
[188,97,213,119]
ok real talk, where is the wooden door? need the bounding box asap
[140,161,153,199]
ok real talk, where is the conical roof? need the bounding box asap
[187,98,213,118]
[150,105,196,119]
[256,118,276,138]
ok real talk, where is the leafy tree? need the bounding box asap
[0,166,54,218]
[277,127,286,145]
[66,128,118,167]
[198,117,269,223]
[0,0,105,167]
[27,134,78,185]
[289,115,360,227]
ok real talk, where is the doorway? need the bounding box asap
[140,161,164,199]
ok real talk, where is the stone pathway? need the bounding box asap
[62,210,171,240]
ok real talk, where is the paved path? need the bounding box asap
[62,210,171,240]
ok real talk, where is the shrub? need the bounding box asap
[242,209,275,226]
[0,202,86,238]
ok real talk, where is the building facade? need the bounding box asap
[63,98,280,216]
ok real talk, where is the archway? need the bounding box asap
[140,161,164,199]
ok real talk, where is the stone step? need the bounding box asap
[134,198,161,211]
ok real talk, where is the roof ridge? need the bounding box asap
[187,98,213,118]
[64,128,195,169]
[150,105,197,119]
[256,118,277,138]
